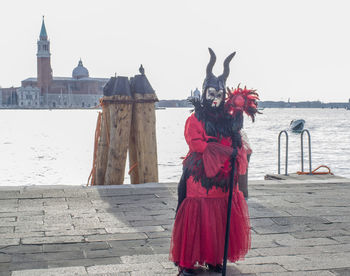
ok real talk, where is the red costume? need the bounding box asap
[170,113,251,269]
[169,49,259,274]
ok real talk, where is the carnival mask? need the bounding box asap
[202,48,236,109]
[206,87,224,108]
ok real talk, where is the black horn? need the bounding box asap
[220,52,236,82]
[206,48,216,78]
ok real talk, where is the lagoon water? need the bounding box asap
[0,108,349,186]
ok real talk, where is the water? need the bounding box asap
[0,108,349,186]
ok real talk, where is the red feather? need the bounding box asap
[225,86,260,121]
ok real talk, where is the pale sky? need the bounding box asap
[1,0,350,102]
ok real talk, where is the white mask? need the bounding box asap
[206,87,224,108]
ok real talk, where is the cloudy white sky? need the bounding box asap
[1,0,350,102]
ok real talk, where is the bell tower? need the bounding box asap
[37,16,52,104]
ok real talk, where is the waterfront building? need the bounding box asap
[0,17,108,108]
[193,88,200,99]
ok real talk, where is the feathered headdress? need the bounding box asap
[225,85,260,122]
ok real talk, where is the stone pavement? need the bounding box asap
[0,176,350,276]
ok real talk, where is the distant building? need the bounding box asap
[0,17,108,108]
[187,87,200,102]
[193,88,200,99]
[0,87,18,106]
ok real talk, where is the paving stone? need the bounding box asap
[22,236,84,245]
[48,256,122,268]
[0,207,18,213]
[160,261,176,269]
[0,263,10,273]
[322,216,350,223]
[332,236,350,244]
[274,237,339,247]
[0,199,18,205]
[0,254,10,263]
[130,219,174,227]
[238,255,305,265]
[87,262,163,274]
[0,227,14,234]
[2,211,43,218]
[257,271,336,276]
[84,247,153,258]
[9,261,48,271]
[256,244,349,256]
[281,252,350,271]
[108,239,147,249]
[291,230,350,239]
[234,263,287,273]
[88,272,130,276]
[0,218,16,224]
[85,233,147,242]
[16,216,43,223]
[0,232,44,239]
[45,229,106,237]
[271,216,330,226]
[0,239,20,247]
[320,244,350,253]
[130,270,176,276]
[12,251,85,263]
[146,237,171,245]
[0,245,42,254]
[74,221,128,229]
[11,266,87,275]
[0,179,347,274]
[120,254,169,264]
[43,241,110,252]
[250,218,277,227]
[146,231,171,239]
[15,225,73,233]
[122,215,155,222]
[123,209,174,217]
[105,226,164,234]
[253,223,311,234]
[331,268,350,276]
[0,191,20,199]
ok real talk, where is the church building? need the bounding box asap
[0,18,108,108]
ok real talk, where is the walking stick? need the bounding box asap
[222,149,237,276]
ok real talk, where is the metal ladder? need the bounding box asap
[278,129,312,175]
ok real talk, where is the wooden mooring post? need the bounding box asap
[90,67,158,186]
[94,102,110,185]
[129,66,159,184]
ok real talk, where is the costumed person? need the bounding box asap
[169,48,259,276]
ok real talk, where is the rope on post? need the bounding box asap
[128,163,138,175]
[87,111,102,186]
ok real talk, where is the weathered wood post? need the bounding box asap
[94,98,111,185]
[103,76,133,185]
[129,65,159,184]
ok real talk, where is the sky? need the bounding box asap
[1,0,350,102]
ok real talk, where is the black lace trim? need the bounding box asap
[182,152,229,193]
[184,98,244,192]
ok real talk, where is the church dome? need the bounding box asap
[72,59,89,79]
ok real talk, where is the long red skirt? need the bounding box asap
[169,176,251,269]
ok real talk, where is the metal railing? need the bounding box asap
[278,130,289,175]
[301,129,312,173]
[277,129,312,176]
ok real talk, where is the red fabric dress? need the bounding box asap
[170,114,251,269]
